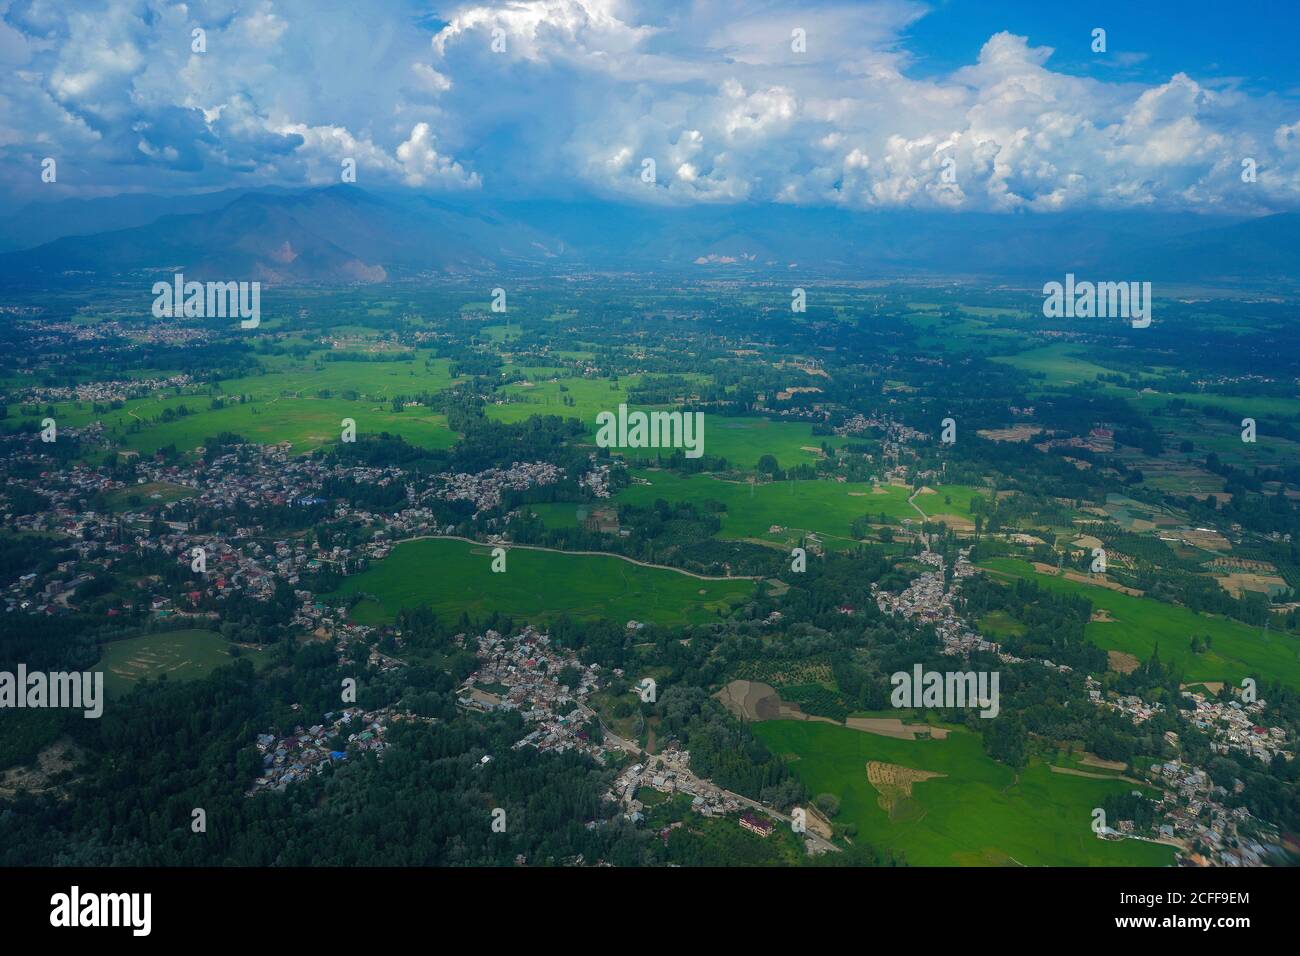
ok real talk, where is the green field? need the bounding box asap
[753,719,1175,866]
[992,342,1125,387]
[695,417,850,469]
[978,610,1027,639]
[487,376,638,427]
[616,471,979,547]
[101,481,195,511]
[525,502,585,529]
[118,396,458,456]
[14,356,462,457]
[97,629,266,696]
[334,537,755,626]
[220,355,459,400]
[994,342,1300,419]
[981,558,1300,690]
[487,382,852,470]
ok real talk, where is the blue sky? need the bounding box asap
[2,0,1298,214]
[903,0,1299,91]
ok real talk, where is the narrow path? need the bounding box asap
[907,489,930,551]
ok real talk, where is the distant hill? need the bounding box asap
[1113,212,1300,284]
[0,187,564,284]
[0,188,262,253]
[1,185,1296,286]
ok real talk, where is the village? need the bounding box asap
[453,626,813,847]
[873,548,1012,661]
[246,705,437,795]
[1092,680,1292,866]
[609,747,745,826]
[2,349,1297,870]
[869,537,1293,867]
[1,434,589,632]
[455,626,613,765]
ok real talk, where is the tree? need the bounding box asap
[814,793,840,817]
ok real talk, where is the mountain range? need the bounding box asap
[1,185,1297,288]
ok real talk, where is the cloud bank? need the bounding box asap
[2,0,1297,214]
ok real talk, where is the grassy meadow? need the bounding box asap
[14,355,462,457]
[615,470,980,547]
[980,558,1300,690]
[97,628,267,696]
[753,719,1175,867]
[334,537,755,626]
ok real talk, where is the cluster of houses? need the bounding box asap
[1098,691,1163,725]
[873,549,1082,681]
[2,427,617,628]
[579,457,612,499]
[14,374,194,407]
[833,412,925,446]
[246,706,440,795]
[747,402,828,423]
[1180,691,1291,763]
[873,549,1000,658]
[425,461,564,515]
[8,562,100,614]
[456,627,612,765]
[1145,758,1278,867]
[1090,682,1291,865]
[10,317,212,353]
[248,707,397,794]
[609,748,744,825]
[873,550,951,623]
